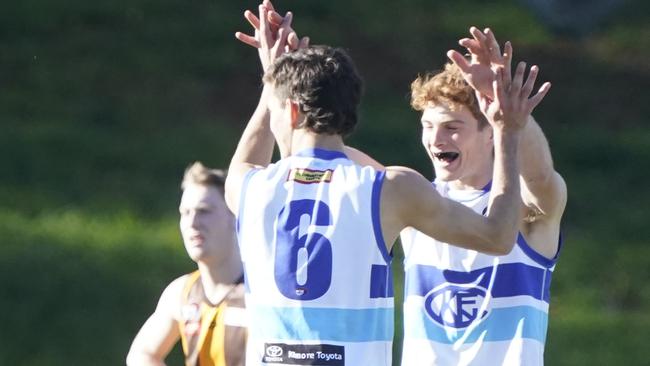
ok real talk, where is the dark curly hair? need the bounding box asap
[263,45,363,137]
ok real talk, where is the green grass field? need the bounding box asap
[1,0,649,364]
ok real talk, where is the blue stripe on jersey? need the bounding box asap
[405,263,552,303]
[404,305,548,344]
[249,305,394,342]
[371,170,390,263]
[370,264,394,298]
[516,233,561,267]
[295,148,348,161]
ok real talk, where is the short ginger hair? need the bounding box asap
[410,62,488,129]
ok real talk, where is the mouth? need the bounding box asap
[433,152,459,163]
[188,234,205,245]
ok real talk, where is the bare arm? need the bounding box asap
[225,87,275,214]
[225,3,295,214]
[449,27,566,224]
[519,116,567,220]
[383,127,521,255]
[385,59,550,254]
[126,277,185,366]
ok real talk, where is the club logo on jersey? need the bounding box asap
[287,168,334,184]
[423,282,490,329]
[181,303,201,336]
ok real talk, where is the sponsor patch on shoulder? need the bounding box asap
[287,168,334,184]
[262,343,344,365]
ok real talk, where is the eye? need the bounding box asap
[196,208,211,215]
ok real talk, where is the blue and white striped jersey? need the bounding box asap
[237,148,393,366]
[400,180,561,366]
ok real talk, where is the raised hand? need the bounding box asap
[447,27,512,99]
[478,62,551,133]
[254,3,292,72]
[235,0,309,55]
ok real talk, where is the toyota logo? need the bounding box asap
[266,345,283,357]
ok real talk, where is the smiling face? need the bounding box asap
[421,103,494,189]
[179,183,235,263]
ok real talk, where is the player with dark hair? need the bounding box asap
[226,3,537,365]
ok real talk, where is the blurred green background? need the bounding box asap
[1,0,649,364]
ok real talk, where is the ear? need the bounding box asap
[287,99,301,129]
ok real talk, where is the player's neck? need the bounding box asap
[197,248,242,288]
[447,161,494,191]
[286,129,345,157]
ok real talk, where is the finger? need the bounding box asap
[503,41,513,86]
[258,4,271,47]
[477,91,489,115]
[273,27,289,56]
[511,61,526,94]
[235,32,260,48]
[526,82,551,112]
[447,50,472,74]
[484,28,501,60]
[263,0,275,12]
[470,26,487,44]
[244,10,260,30]
[287,31,299,50]
[469,26,490,62]
[494,68,507,106]
[521,65,539,98]
[278,11,294,41]
[458,38,483,56]
[268,10,284,27]
[298,36,310,49]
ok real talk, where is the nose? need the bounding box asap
[187,211,200,228]
[430,126,447,148]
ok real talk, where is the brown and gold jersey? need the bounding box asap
[178,271,247,366]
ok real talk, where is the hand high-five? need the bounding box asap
[235,0,309,71]
[478,62,551,133]
[447,27,513,98]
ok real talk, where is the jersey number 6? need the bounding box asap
[275,199,333,300]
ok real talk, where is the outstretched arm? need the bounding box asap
[384,60,550,254]
[450,27,565,224]
[225,3,293,214]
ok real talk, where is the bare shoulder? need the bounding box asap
[156,274,192,320]
[225,163,258,215]
[382,166,442,227]
[383,166,439,197]
[384,166,426,188]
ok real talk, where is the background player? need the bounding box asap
[127,162,246,366]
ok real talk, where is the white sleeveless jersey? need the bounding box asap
[400,181,561,366]
[237,148,393,366]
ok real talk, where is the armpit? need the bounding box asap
[523,205,544,223]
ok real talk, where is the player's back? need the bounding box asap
[237,148,393,366]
